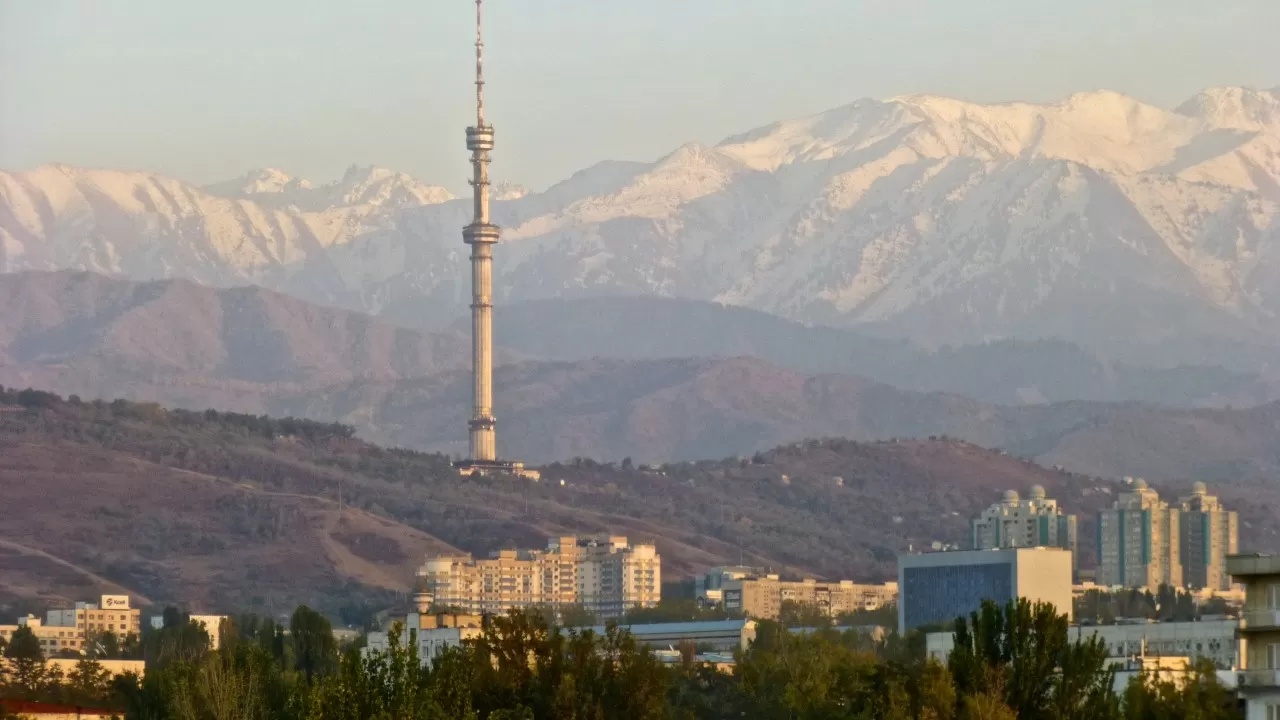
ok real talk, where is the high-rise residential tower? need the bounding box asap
[1097,479,1182,590]
[970,486,1079,569]
[1179,482,1238,591]
[454,0,534,479]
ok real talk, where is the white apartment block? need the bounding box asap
[418,536,660,620]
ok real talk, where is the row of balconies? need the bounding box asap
[1238,669,1280,688]
[1240,609,1280,631]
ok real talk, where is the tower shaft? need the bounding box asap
[464,0,497,462]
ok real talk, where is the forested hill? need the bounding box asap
[2,387,1278,617]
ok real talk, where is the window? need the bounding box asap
[1268,704,1280,720]
[1270,583,1280,610]
[1271,643,1280,670]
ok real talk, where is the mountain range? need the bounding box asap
[5,271,1280,484]
[5,87,1280,368]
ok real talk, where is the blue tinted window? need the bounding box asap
[902,562,1012,629]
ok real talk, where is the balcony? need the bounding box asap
[1241,610,1280,631]
[1238,669,1280,689]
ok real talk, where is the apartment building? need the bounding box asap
[417,536,660,620]
[1179,482,1239,591]
[1096,479,1182,591]
[1228,553,1280,720]
[970,486,1078,568]
[721,575,898,620]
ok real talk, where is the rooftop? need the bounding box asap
[1227,553,1280,577]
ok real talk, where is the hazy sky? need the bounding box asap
[2,0,1277,191]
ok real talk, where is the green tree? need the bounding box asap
[3,625,49,691]
[1121,658,1236,720]
[778,599,831,628]
[950,599,1117,720]
[66,657,113,701]
[290,606,338,681]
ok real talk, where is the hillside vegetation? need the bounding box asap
[2,387,1278,616]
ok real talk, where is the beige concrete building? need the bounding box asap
[418,536,660,620]
[1179,482,1239,591]
[189,615,229,651]
[365,613,485,668]
[0,616,86,656]
[970,486,1078,568]
[2,595,143,657]
[1096,479,1182,591]
[721,575,898,620]
[1228,553,1280,720]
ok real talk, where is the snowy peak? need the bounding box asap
[1176,87,1280,131]
[204,168,313,197]
[323,165,455,209]
[717,87,1280,184]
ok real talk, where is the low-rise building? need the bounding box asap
[189,615,230,651]
[365,613,485,668]
[696,566,757,604]
[1228,553,1280,720]
[898,547,1073,633]
[721,575,897,620]
[581,619,756,653]
[926,618,1241,670]
[0,699,117,720]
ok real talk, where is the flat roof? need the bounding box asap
[1227,553,1280,576]
[581,619,751,637]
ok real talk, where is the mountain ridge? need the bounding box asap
[5,87,1280,365]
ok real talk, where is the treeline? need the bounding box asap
[1075,586,1236,626]
[0,600,1240,719]
[0,386,356,442]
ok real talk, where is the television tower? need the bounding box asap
[463,0,498,463]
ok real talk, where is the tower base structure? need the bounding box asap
[454,459,541,481]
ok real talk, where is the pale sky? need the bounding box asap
[2,0,1277,191]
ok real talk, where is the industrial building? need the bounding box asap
[1180,482,1239,591]
[897,547,1073,633]
[1096,479,1182,590]
[417,536,660,620]
[970,486,1078,569]
[1228,553,1280,720]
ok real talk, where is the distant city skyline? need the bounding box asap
[1,0,1278,191]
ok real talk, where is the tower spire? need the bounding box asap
[474,0,485,126]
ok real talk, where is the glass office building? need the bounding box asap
[897,547,1073,633]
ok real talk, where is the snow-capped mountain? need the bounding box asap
[3,87,1279,363]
